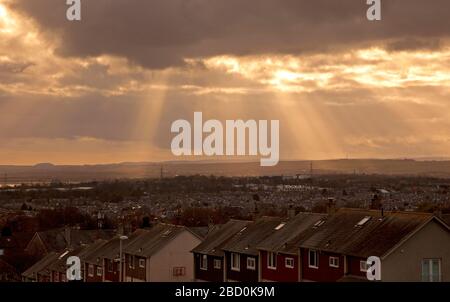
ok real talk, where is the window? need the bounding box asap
[173,267,186,277]
[128,255,135,269]
[247,257,256,270]
[285,258,294,269]
[267,252,277,269]
[107,260,113,272]
[360,260,369,272]
[200,255,208,270]
[139,258,145,268]
[422,259,441,282]
[308,250,318,268]
[88,264,94,277]
[231,253,240,271]
[213,259,221,269]
[329,256,339,268]
[97,267,103,276]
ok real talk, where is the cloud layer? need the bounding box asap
[0,0,450,164]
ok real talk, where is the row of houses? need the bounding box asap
[193,209,450,282]
[22,209,450,282]
[23,224,203,282]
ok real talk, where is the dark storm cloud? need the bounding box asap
[10,0,450,69]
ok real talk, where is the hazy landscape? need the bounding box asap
[2,159,450,184]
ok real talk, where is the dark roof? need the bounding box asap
[22,252,59,279]
[297,208,436,258]
[123,224,198,257]
[84,230,147,264]
[222,217,284,256]
[0,232,34,250]
[188,226,210,239]
[32,228,115,253]
[442,214,450,227]
[257,213,327,255]
[47,246,88,273]
[76,239,109,262]
[192,220,252,257]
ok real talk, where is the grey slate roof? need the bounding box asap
[221,217,284,256]
[191,219,252,257]
[22,252,59,280]
[297,208,437,258]
[257,213,327,255]
[32,228,115,253]
[123,223,195,257]
[84,229,147,264]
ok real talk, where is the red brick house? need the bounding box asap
[221,217,284,282]
[192,220,251,282]
[296,209,450,282]
[22,252,59,282]
[257,213,326,282]
[84,230,146,282]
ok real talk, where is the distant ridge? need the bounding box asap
[2,159,450,184]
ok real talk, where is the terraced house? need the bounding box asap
[221,217,284,282]
[122,224,202,282]
[192,220,252,282]
[295,209,450,282]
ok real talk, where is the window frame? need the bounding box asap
[285,257,294,269]
[267,252,277,270]
[173,266,186,277]
[308,250,319,269]
[247,257,256,270]
[200,254,208,271]
[96,266,103,277]
[231,253,240,272]
[139,258,145,268]
[360,260,369,272]
[88,264,94,277]
[213,259,222,270]
[421,258,441,282]
[329,256,339,268]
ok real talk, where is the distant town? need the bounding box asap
[0,170,449,282]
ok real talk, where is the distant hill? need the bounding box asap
[1,159,450,184]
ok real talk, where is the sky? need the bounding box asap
[0,0,450,165]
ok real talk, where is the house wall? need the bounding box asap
[382,220,450,282]
[194,254,224,282]
[260,251,298,282]
[300,249,345,282]
[347,256,366,277]
[225,251,259,282]
[148,230,201,282]
[103,259,120,282]
[124,254,146,282]
[84,262,104,282]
